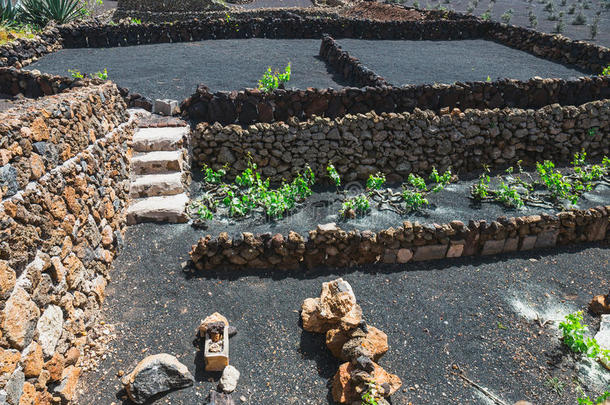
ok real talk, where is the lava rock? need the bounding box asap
[353,355,374,373]
[121,353,195,404]
[589,290,610,315]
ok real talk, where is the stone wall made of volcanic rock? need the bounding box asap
[190,207,610,270]
[182,76,610,125]
[0,27,63,69]
[0,67,110,99]
[0,82,129,200]
[0,87,135,404]
[319,35,389,88]
[56,12,609,73]
[191,99,610,183]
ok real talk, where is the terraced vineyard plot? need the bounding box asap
[26,39,348,100]
[337,39,588,86]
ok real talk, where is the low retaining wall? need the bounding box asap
[192,99,610,183]
[0,26,63,69]
[319,34,388,88]
[183,75,610,125]
[0,85,135,404]
[190,206,610,270]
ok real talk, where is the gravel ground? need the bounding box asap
[336,38,588,86]
[77,223,609,405]
[26,39,347,101]
[439,0,610,47]
[233,0,314,9]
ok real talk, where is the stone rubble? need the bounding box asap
[300,278,401,404]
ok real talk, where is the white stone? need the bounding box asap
[127,193,189,225]
[129,172,184,198]
[219,365,240,393]
[132,127,188,152]
[36,305,63,357]
[131,150,183,175]
[153,99,179,116]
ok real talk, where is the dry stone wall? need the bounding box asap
[182,76,610,125]
[191,99,610,183]
[190,206,610,270]
[0,84,134,404]
[0,82,128,199]
[319,34,389,88]
[0,27,63,69]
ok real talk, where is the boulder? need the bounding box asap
[122,354,195,404]
[301,278,363,333]
[326,324,388,361]
[589,291,610,315]
[332,362,401,404]
[218,365,240,393]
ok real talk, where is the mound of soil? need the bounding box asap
[341,2,426,22]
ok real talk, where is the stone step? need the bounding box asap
[127,193,189,225]
[131,150,183,175]
[132,126,188,152]
[129,172,184,198]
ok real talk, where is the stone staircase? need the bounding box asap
[127,118,191,225]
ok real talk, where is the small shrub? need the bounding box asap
[326,163,341,187]
[402,189,429,211]
[366,172,386,190]
[340,195,370,218]
[602,65,610,76]
[589,16,599,39]
[202,164,226,184]
[500,8,513,23]
[361,381,382,405]
[129,17,141,24]
[554,13,565,31]
[472,167,491,199]
[480,10,491,20]
[544,0,553,12]
[578,392,610,405]
[258,63,291,93]
[68,68,84,79]
[429,167,452,192]
[93,68,108,80]
[528,10,538,27]
[567,4,576,13]
[572,9,586,24]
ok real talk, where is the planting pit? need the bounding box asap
[336,39,587,85]
[77,223,610,404]
[26,39,348,100]
[189,170,610,237]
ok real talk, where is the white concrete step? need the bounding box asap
[130,172,184,198]
[131,150,183,175]
[127,193,189,225]
[132,126,188,152]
